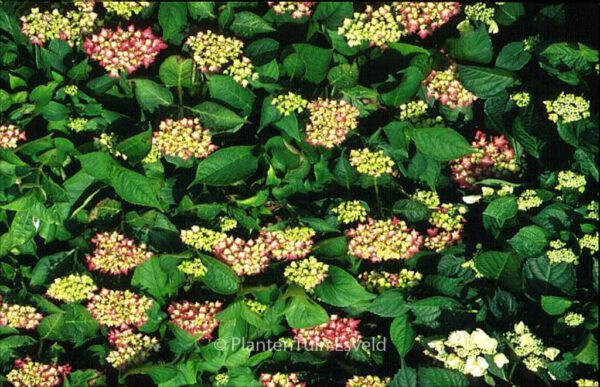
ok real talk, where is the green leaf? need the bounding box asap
[208,75,256,116]
[288,44,333,84]
[388,43,430,56]
[188,2,215,20]
[508,225,548,258]
[541,296,572,315]
[37,304,99,344]
[314,266,375,307]
[390,314,415,357]
[132,255,184,301]
[483,197,518,236]
[474,251,511,279]
[380,66,425,106]
[230,11,275,38]
[200,255,240,295]
[158,2,187,42]
[458,65,517,98]
[523,257,577,296]
[409,127,473,161]
[193,145,258,186]
[417,368,468,387]
[0,335,36,363]
[190,102,245,132]
[391,367,417,387]
[496,42,532,71]
[446,26,493,64]
[495,3,525,26]
[312,236,347,258]
[327,63,359,89]
[134,79,174,112]
[368,290,408,317]
[116,130,152,163]
[110,166,163,209]
[30,251,73,286]
[312,2,354,29]
[159,55,194,89]
[574,333,598,366]
[285,295,329,329]
[393,199,431,223]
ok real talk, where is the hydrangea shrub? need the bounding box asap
[0,2,598,386]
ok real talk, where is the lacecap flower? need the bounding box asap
[260,226,315,261]
[177,258,208,279]
[6,357,71,387]
[305,99,360,148]
[46,274,97,303]
[544,93,591,124]
[424,65,477,109]
[359,269,422,293]
[106,327,160,370]
[152,118,217,161]
[185,30,243,73]
[0,296,43,330]
[180,226,225,252]
[102,1,151,18]
[332,200,368,224]
[86,231,153,275]
[338,5,404,48]
[349,148,397,178]
[87,288,154,327]
[284,257,329,292]
[272,92,308,116]
[213,235,270,276]
[505,322,560,373]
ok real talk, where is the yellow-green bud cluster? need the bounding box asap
[20,2,97,47]
[580,233,599,254]
[347,218,423,262]
[64,85,79,96]
[177,258,208,279]
[284,257,329,292]
[102,1,150,18]
[338,5,405,48]
[223,56,259,87]
[461,260,484,278]
[546,240,578,265]
[332,200,368,224]
[87,288,154,327]
[556,170,586,193]
[346,375,391,387]
[544,93,591,124]
[214,373,230,386]
[185,30,244,73]
[511,92,531,108]
[46,274,97,303]
[399,100,428,121]
[577,379,599,387]
[259,372,305,387]
[462,3,498,34]
[94,132,127,160]
[429,203,467,233]
[272,92,308,116]
[0,124,26,149]
[219,217,238,232]
[505,322,560,373]
[67,117,89,132]
[522,35,541,52]
[153,118,217,161]
[424,329,509,378]
[180,226,225,252]
[6,357,70,387]
[305,99,360,148]
[0,297,43,330]
[359,269,423,293]
[106,327,160,370]
[517,189,543,211]
[564,312,585,327]
[261,226,315,261]
[349,148,396,178]
[586,201,599,220]
[245,299,268,315]
[412,189,441,208]
[213,235,270,276]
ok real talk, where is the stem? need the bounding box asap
[177,85,184,118]
[374,178,382,217]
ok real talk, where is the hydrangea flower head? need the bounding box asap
[284,257,329,292]
[394,2,460,39]
[305,99,360,148]
[87,288,154,327]
[152,118,217,161]
[83,25,167,77]
[347,218,422,262]
[0,124,26,149]
[349,148,397,178]
[168,300,222,340]
[213,235,270,276]
[268,2,316,19]
[106,327,160,370]
[424,65,477,109]
[6,357,71,387]
[292,315,362,351]
[102,1,151,18]
[260,226,315,261]
[260,372,306,387]
[0,297,43,330]
[46,274,97,303]
[332,200,368,224]
[86,231,153,275]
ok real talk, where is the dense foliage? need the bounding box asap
[0,2,598,386]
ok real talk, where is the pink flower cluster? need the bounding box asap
[346,217,423,262]
[424,65,477,109]
[83,25,167,77]
[6,357,71,387]
[395,2,461,39]
[0,124,26,149]
[268,2,317,19]
[292,315,362,351]
[86,231,153,275]
[425,204,467,252]
[168,300,222,340]
[152,118,218,161]
[213,236,270,276]
[450,131,520,189]
[260,227,315,261]
[87,288,154,327]
[260,372,306,387]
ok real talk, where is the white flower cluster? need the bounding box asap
[505,322,560,373]
[424,329,509,378]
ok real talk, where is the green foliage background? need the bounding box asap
[0,2,598,386]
